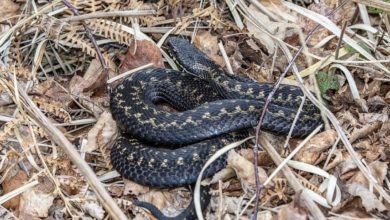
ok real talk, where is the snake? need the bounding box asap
[109,37,322,219]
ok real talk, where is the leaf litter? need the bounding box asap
[0,0,390,219]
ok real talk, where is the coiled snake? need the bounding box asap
[110,37,322,219]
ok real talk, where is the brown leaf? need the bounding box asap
[354,140,384,162]
[245,4,290,54]
[85,112,117,153]
[358,112,388,124]
[238,148,274,167]
[80,200,105,219]
[347,183,386,212]
[137,187,190,218]
[347,161,387,188]
[385,91,390,104]
[349,122,382,143]
[123,179,150,196]
[69,59,116,94]
[293,130,338,165]
[277,198,308,220]
[208,167,236,184]
[227,150,268,193]
[19,187,55,218]
[0,0,19,20]
[41,80,72,106]
[324,149,346,171]
[119,40,164,73]
[30,78,55,96]
[11,176,55,218]
[299,2,355,46]
[328,209,373,220]
[68,75,92,96]
[2,169,28,210]
[193,32,224,67]
[367,96,387,112]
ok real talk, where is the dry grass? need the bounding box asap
[0,0,389,219]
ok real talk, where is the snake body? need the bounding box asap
[110,37,322,219]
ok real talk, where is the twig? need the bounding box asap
[323,137,341,170]
[0,180,39,204]
[252,2,350,219]
[61,10,156,22]
[107,63,153,84]
[4,77,127,220]
[247,0,279,22]
[374,29,385,55]
[225,0,244,29]
[335,21,348,60]
[264,126,323,186]
[282,95,307,149]
[218,41,234,75]
[61,0,108,77]
[0,115,13,122]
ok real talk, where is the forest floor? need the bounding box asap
[0,0,390,219]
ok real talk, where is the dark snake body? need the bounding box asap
[110,37,322,219]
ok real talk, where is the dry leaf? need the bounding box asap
[367,96,387,110]
[385,91,390,104]
[85,111,117,153]
[0,0,19,20]
[19,188,55,218]
[358,112,388,124]
[256,211,273,220]
[30,78,55,95]
[239,148,274,167]
[328,210,373,220]
[354,140,384,162]
[294,130,337,165]
[69,59,115,94]
[349,122,382,143]
[81,201,105,220]
[43,82,73,106]
[137,188,192,218]
[2,169,28,210]
[193,31,224,67]
[119,40,164,73]
[298,2,351,46]
[324,149,346,171]
[347,183,386,212]
[246,4,290,54]
[208,167,236,184]
[277,198,308,220]
[18,176,56,218]
[227,150,268,193]
[123,179,150,196]
[69,75,92,96]
[347,161,387,188]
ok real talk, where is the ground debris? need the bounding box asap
[0,0,389,219]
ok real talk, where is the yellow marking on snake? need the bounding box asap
[176,157,184,165]
[148,159,156,168]
[161,159,168,168]
[202,112,211,119]
[192,153,200,161]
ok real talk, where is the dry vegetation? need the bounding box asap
[0,0,390,219]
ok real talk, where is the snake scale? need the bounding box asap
[110,37,322,219]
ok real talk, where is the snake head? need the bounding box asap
[166,36,219,81]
